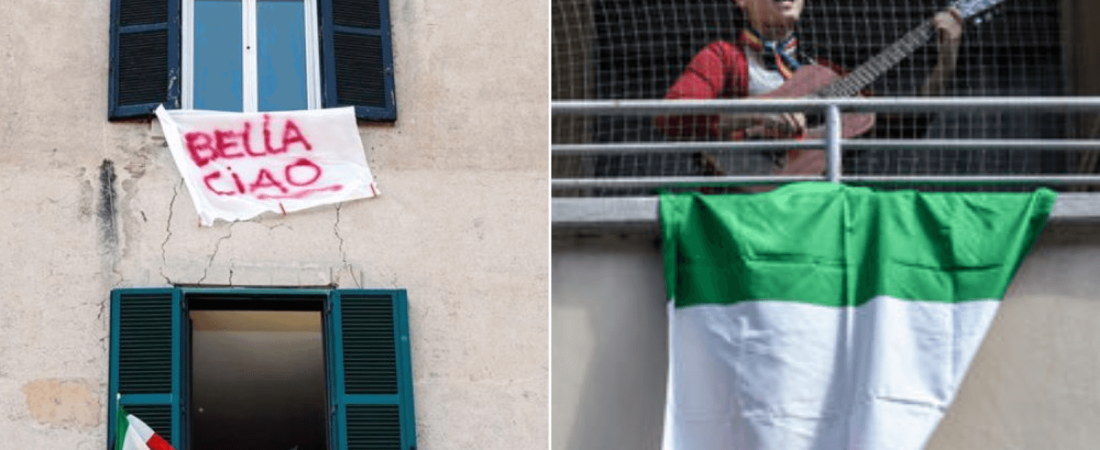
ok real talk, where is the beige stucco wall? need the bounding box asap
[553,223,1100,450]
[0,0,548,448]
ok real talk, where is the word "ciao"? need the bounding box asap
[183,116,341,199]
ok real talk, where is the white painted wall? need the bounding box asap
[0,0,548,448]
[553,224,1100,450]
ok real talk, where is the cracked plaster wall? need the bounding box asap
[553,224,1100,450]
[0,0,548,448]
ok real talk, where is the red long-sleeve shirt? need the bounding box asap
[656,41,750,139]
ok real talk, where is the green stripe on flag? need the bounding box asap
[661,183,1056,308]
[116,405,128,450]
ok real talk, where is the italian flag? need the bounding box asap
[116,405,174,450]
[660,183,1055,450]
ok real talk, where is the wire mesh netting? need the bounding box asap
[552,0,1100,196]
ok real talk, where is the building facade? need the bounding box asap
[0,0,549,448]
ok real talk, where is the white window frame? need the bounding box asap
[181,0,322,112]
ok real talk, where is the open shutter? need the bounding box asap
[328,289,417,450]
[108,0,181,120]
[319,0,397,121]
[108,288,183,450]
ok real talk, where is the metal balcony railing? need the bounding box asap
[551,97,1100,228]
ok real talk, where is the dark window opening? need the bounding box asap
[189,306,328,450]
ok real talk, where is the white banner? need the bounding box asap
[156,105,378,225]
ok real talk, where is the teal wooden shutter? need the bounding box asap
[108,288,183,449]
[319,0,397,121]
[328,289,417,450]
[108,0,181,119]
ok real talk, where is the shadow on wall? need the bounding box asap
[551,236,669,450]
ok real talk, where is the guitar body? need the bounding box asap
[746,64,878,141]
[739,64,877,182]
[757,64,839,98]
[758,64,877,140]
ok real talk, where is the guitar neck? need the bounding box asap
[818,20,937,98]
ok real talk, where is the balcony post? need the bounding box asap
[826,104,842,183]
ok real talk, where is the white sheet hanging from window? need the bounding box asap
[156,105,378,226]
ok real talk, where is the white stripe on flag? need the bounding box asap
[127,414,157,442]
[663,295,1000,450]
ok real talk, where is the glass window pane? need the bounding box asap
[194,0,243,111]
[257,0,308,111]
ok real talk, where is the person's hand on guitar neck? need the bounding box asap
[719,112,806,140]
[923,7,964,96]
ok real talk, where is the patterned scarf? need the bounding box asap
[740,27,802,79]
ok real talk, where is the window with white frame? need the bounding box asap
[109,0,397,121]
[184,0,322,112]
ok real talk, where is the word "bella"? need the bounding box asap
[184,115,313,168]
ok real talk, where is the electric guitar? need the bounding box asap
[719,0,1006,179]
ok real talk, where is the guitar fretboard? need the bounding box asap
[817,21,937,98]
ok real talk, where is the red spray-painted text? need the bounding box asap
[183,115,341,199]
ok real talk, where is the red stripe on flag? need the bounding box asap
[147,434,175,450]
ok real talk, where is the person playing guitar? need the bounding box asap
[655,0,965,182]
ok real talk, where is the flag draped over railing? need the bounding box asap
[659,183,1056,450]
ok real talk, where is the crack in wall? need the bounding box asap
[262,222,292,231]
[197,221,236,284]
[160,180,182,284]
[333,203,362,288]
[97,287,111,320]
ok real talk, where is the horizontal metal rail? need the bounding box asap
[552,97,1100,115]
[841,175,1100,184]
[552,140,824,155]
[553,175,1100,190]
[552,97,1100,188]
[552,139,1100,155]
[842,140,1100,151]
[553,176,824,190]
[552,195,1100,231]
[552,97,1100,227]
